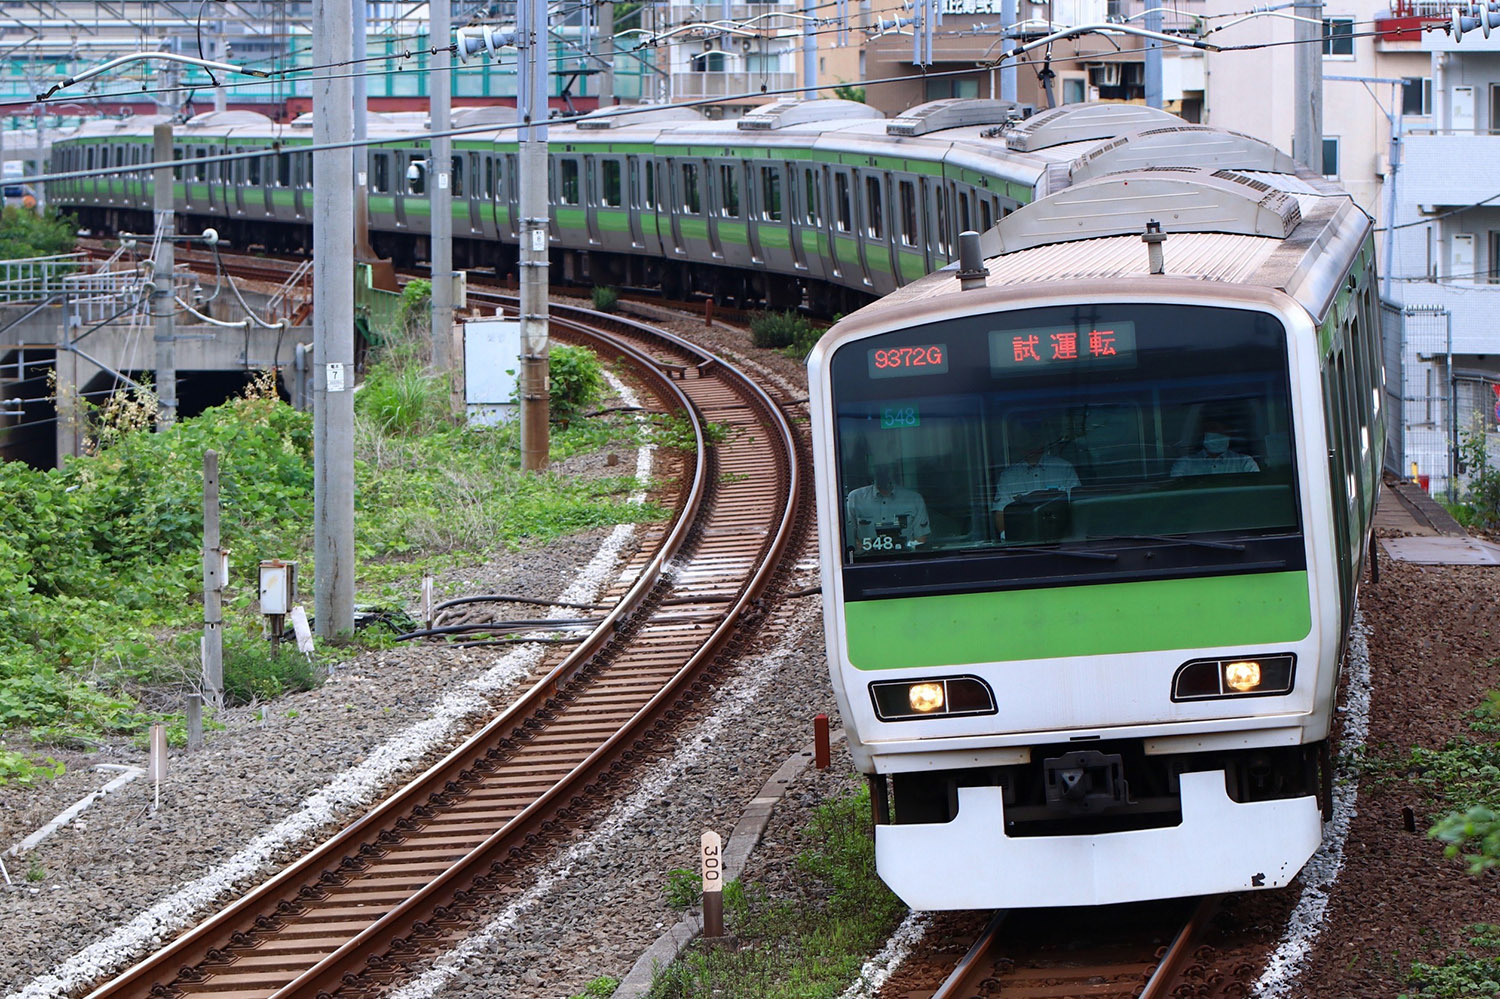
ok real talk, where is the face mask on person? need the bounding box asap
[1202,432,1229,456]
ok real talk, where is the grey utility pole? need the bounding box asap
[1293,0,1324,172]
[803,0,816,99]
[1145,5,1163,109]
[354,0,374,259]
[519,0,550,471]
[597,0,615,108]
[312,0,356,639]
[430,0,453,372]
[152,122,177,427]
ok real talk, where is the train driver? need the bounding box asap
[991,418,1080,537]
[1170,415,1260,477]
[846,463,931,554]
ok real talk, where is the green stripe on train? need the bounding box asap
[842,571,1312,669]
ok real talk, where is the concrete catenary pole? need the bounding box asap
[803,0,816,99]
[519,0,550,471]
[1145,5,1163,109]
[312,0,356,639]
[354,0,374,259]
[430,0,453,372]
[152,122,177,427]
[201,449,223,702]
[597,0,615,108]
[1001,0,1017,102]
[1293,0,1324,172]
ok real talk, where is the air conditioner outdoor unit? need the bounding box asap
[1096,63,1121,87]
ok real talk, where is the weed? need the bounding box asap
[221,640,322,707]
[569,976,620,999]
[551,344,606,423]
[1402,924,1500,997]
[0,748,66,786]
[749,311,813,351]
[591,286,620,312]
[664,868,701,909]
[25,856,45,882]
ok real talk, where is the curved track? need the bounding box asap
[81,308,802,999]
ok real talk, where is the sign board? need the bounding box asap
[463,318,523,426]
[326,362,346,393]
[701,830,723,894]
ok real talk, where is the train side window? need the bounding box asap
[762,166,783,222]
[981,199,993,231]
[602,159,623,207]
[682,163,701,214]
[372,153,390,194]
[899,180,917,247]
[407,157,426,195]
[276,152,291,188]
[174,147,185,181]
[865,175,884,239]
[483,156,495,199]
[554,159,580,204]
[248,151,262,186]
[194,148,207,182]
[451,154,464,198]
[804,168,821,225]
[85,146,94,171]
[935,192,949,255]
[643,160,655,209]
[720,164,740,217]
[958,190,972,232]
[835,172,852,232]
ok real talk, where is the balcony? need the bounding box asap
[671,71,797,100]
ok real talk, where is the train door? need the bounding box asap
[230,147,246,216]
[785,163,807,272]
[829,165,856,282]
[849,169,876,289]
[896,177,928,284]
[747,162,767,265]
[503,152,519,240]
[709,159,732,260]
[584,155,604,246]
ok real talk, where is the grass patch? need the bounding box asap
[569,976,620,999]
[646,785,906,999]
[1403,924,1500,998]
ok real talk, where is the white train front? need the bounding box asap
[807,106,1383,908]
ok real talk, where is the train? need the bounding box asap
[807,101,1384,908]
[47,97,1050,314]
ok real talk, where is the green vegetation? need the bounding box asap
[1450,430,1500,530]
[1402,924,1500,998]
[832,83,866,104]
[1360,679,1500,875]
[748,310,823,360]
[663,868,702,909]
[591,285,620,313]
[0,205,76,260]
[550,344,606,423]
[0,313,661,782]
[646,786,906,999]
[569,977,620,999]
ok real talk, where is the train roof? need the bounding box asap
[841,141,1371,330]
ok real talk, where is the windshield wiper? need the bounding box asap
[1114,534,1246,552]
[997,544,1119,561]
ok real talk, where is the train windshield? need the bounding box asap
[829,303,1302,594]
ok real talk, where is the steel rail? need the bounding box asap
[929,910,1008,999]
[80,322,718,999]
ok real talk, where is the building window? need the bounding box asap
[1489,232,1500,283]
[1321,136,1340,178]
[924,77,980,101]
[1402,77,1432,116]
[1063,77,1087,104]
[1322,16,1354,57]
[691,51,727,72]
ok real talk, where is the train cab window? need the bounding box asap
[762,167,783,222]
[451,155,464,198]
[827,303,1303,590]
[407,157,426,195]
[865,176,884,239]
[602,159,623,208]
[804,168,821,226]
[835,172,852,233]
[681,163,701,214]
[372,153,390,194]
[899,181,918,248]
[720,164,740,218]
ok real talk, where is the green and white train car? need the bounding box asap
[807,117,1384,908]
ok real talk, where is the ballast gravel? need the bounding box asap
[0,314,839,999]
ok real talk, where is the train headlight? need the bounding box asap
[1223,660,1262,692]
[1171,654,1295,701]
[869,676,997,721]
[908,682,945,713]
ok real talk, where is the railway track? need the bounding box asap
[923,897,1231,999]
[81,307,804,999]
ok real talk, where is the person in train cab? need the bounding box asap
[846,463,931,553]
[1170,415,1260,477]
[991,419,1080,537]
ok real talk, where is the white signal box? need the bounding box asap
[258,560,298,615]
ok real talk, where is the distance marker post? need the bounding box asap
[701,829,723,938]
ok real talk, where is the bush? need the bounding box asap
[0,206,76,259]
[591,285,620,312]
[749,310,809,350]
[221,639,322,706]
[550,344,605,422]
[1457,430,1500,529]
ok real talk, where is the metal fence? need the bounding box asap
[0,252,88,304]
